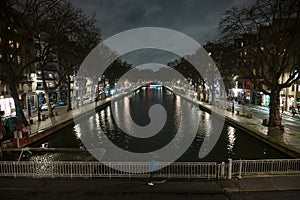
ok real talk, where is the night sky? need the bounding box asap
[73,0,254,67]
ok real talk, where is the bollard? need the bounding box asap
[238,160,242,179]
[262,119,268,126]
[228,158,232,180]
[221,161,225,177]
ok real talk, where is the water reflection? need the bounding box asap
[74,124,82,139]
[227,126,236,157]
[19,86,290,162]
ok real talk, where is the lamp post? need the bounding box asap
[36,92,41,121]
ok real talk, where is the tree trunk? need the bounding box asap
[41,64,54,118]
[45,91,54,118]
[67,75,72,111]
[211,85,216,105]
[9,83,28,126]
[268,88,281,128]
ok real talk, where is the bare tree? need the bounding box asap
[56,8,101,111]
[33,0,100,116]
[219,0,300,129]
[0,0,49,125]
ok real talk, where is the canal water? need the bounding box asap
[5,86,289,162]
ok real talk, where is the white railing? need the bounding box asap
[230,159,300,179]
[0,159,299,179]
[0,161,216,179]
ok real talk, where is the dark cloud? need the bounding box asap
[73,0,254,67]
[73,0,251,43]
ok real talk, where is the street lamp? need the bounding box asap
[36,92,41,121]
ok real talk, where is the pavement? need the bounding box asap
[0,175,300,199]
[191,98,300,157]
[0,97,112,148]
[249,104,300,119]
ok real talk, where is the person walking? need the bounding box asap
[291,105,296,117]
[147,153,159,186]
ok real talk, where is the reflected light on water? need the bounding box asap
[100,110,105,122]
[227,126,236,154]
[123,96,133,132]
[74,124,82,139]
[113,101,119,123]
[175,95,181,113]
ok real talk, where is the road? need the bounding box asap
[233,103,300,132]
[0,177,300,200]
[24,105,68,119]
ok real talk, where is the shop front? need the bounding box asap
[0,96,15,117]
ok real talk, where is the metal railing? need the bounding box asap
[230,159,300,178]
[0,161,216,179]
[0,159,299,179]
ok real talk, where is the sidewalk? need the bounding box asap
[1,98,112,148]
[0,175,300,199]
[195,99,300,157]
[247,103,300,119]
[164,85,300,157]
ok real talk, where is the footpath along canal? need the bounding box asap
[1,85,297,163]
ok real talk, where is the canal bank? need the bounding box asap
[198,101,300,158]
[0,85,145,149]
[164,85,300,158]
[1,85,299,160]
[0,94,120,149]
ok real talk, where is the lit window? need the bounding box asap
[9,40,14,48]
[17,56,21,64]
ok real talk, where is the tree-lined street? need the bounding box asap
[233,102,300,132]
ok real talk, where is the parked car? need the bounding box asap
[83,95,90,100]
[58,99,67,106]
[41,102,56,110]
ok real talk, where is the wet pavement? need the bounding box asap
[0,175,300,199]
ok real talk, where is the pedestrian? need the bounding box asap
[291,105,296,117]
[147,153,159,186]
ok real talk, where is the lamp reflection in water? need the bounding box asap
[227,126,236,156]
